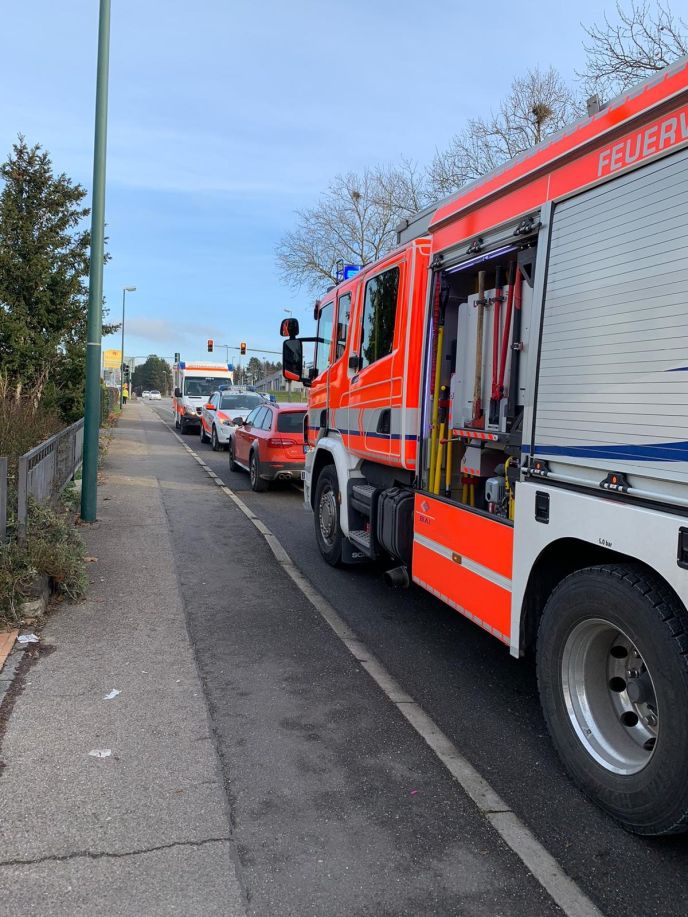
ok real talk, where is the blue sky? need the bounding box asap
[1,0,605,366]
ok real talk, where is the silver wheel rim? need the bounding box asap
[561,618,658,775]
[250,457,256,485]
[318,485,338,548]
[212,429,217,448]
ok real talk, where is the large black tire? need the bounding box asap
[211,426,220,451]
[249,451,268,492]
[228,440,241,473]
[537,563,688,836]
[313,465,343,567]
[200,422,209,444]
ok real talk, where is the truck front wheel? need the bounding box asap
[313,465,343,567]
[537,563,688,836]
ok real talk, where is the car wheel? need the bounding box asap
[228,440,240,473]
[537,563,688,836]
[211,427,220,451]
[200,422,209,444]
[313,465,343,566]
[249,451,268,492]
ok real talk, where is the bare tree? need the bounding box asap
[276,162,431,293]
[580,1,687,101]
[429,67,582,197]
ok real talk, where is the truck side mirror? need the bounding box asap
[348,355,360,372]
[280,317,300,338]
[174,387,182,398]
[283,338,303,382]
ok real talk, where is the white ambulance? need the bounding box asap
[172,361,233,434]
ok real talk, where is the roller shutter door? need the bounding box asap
[532,146,688,490]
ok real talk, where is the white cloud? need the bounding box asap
[125,316,216,344]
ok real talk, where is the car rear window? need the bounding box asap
[220,392,262,411]
[277,411,305,434]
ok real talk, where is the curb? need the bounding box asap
[0,630,18,674]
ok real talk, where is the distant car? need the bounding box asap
[228,402,307,491]
[200,389,265,451]
[142,390,152,399]
[149,390,162,400]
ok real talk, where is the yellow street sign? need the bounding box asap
[103,348,122,370]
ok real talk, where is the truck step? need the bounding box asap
[352,483,377,500]
[349,529,376,558]
[351,482,379,517]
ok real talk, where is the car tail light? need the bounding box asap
[268,437,295,448]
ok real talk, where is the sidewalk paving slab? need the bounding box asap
[0,403,246,916]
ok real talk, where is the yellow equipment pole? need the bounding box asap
[433,422,446,494]
[504,457,515,520]
[429,323,444,480]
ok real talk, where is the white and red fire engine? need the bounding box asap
[281,58,688,835]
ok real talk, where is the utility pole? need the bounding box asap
[81,0,111,523]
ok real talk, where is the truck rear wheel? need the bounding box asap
[537,563,688,835]
[313,465,343,567]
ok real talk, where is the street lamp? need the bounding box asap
[120,286,136,408]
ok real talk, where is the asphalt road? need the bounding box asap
[151,398,688,916]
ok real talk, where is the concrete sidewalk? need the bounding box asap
[0,402,246,916]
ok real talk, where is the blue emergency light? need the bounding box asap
[335,262,362,283]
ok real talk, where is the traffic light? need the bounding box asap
[240,342,247,355]
[123,365,130,382]
[207,339,214,352]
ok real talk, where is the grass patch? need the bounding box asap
[272,390,307,403]
[0,497,87,626]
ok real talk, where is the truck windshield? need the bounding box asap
[184,377,229,396]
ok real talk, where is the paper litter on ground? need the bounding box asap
[17,633,39,644]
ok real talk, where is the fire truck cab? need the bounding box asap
[281,57,688,836]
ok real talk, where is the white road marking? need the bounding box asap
[153,406,605,917]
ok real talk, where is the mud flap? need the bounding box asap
[342,539,370,565]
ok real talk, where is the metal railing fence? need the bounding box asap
[15,418,84,541]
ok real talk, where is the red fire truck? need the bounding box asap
[281,58,688,835]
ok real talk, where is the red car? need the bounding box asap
[229,402,307,491]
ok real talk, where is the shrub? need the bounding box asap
[0,497,87,625]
